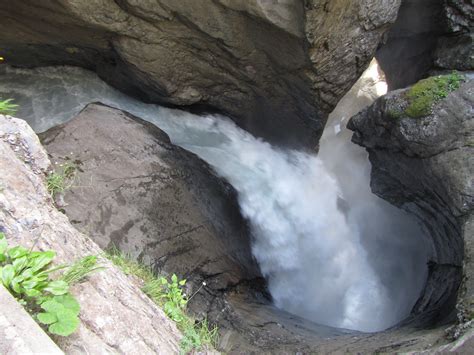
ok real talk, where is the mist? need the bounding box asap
[0,62,429,331]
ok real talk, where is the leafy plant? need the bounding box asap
[0,232,102,336]
[0,98,18,115]
[37,294,80,336]
[143,274,188,323]
[106,248,218,353]
[405,72,464,118]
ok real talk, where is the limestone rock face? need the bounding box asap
[0,0,400,148]
[40,103,261,302]
[348,78,473,336]
[0,114,182,354]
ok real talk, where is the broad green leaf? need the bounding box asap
[21,279,38,290]
[44,280,69,295]
[48,309,79,336]
[36,281,49,290]
[11,276,23,294]
[20,268,33,279]
[28,251,47,258]
[41,298,65,313]
[171,274,178,283]
[37,312,57,325]
[7,246,28,260]
[53,294,80,316]
[25,288,42,297]
[12,256,28,273]
[29,251,55,272]
[2,264,14,286]
[35,274,49,282]
[179,279,186,286]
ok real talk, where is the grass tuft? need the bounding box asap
[105,247,218,354]
[60,255,105,284]
[46,162,77,198]
[0,98,18,116]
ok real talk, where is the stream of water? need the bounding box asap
[0,63,429,332]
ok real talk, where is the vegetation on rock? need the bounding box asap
[0,98,18,115]
[106,248,218,354]
[46,162,77,199]
[0,232,103,336]
[405,72,464,118]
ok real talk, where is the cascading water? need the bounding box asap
[0,63,429,332]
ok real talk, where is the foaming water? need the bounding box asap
[0,64,429,331]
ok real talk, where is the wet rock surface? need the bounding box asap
[40,103,261,293]
[0,0,400,148]
[348,78,474,348]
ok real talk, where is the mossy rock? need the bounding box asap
[404,72,464,118]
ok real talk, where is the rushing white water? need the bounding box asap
[0,63,429,332]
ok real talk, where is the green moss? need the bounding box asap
[405,72,464,118]
[388,108,404,119]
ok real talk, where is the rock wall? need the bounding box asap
[0,114,182,353]
[348,78,473,330]
[377,0,473,90]
[0,285,63,354]
[40,103,261,297]
[0,0,400,148]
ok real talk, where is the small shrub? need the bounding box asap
[405,72,464,118]
[0,98,18,116]
[0,232,102,336]
[106,248,218,353]
[143,274,189,324]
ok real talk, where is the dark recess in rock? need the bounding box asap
[376,0,473,89]
[376,0,446,90]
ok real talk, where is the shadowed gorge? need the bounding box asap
[0,0,473,353]
[0,64,430,338]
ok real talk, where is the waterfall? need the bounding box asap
[0,63,429,332]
